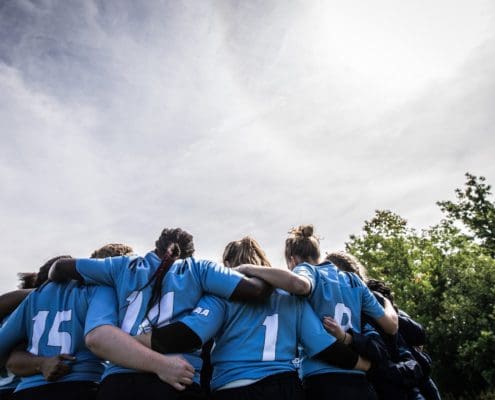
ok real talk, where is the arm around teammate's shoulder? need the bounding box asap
[85,325,195,391]
[376,297,399,335]
[234,265,311,296]
[48,259,82,283]
[229,275,273,302]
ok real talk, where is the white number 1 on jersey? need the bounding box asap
[262,314,279,361]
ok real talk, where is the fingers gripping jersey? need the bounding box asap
[75,252,244,380]
[179,290,336,391]
[293,262,385,378]
[0,282,117,392]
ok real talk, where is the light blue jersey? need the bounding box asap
[179,289,336,391]
[0,282,117,392]
[293,261,385,378]
[76,252,244,380]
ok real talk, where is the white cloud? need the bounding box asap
[0,0,494,292]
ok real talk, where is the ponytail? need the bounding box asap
[140,228,194,329]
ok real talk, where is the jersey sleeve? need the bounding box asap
[297,299,336,357]
[0,297,29,357]
[76,256,126,286]
[84,286,119,336]
[196,260,243,299]
[178,295,226,344]
[358,276,385,320]
[293,263,317,296]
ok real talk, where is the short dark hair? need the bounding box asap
[155,228,194,260]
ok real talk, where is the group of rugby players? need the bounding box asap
[0,225,441,400]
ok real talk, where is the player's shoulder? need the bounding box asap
[337,270,365,289]
[293,262,318,276]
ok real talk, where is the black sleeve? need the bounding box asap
[384,358,424,387]
[351,331,391,364]
[313,340,360,369]
[200,339,214,395]
[398,311,426,346]
[151,322,202,354]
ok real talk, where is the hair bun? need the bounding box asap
[240,237,253,247]
[300,225,314,238]
[289,224,315,238]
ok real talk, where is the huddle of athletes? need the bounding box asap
[0,225,441,400]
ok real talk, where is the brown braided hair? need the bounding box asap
[141,228,194,328]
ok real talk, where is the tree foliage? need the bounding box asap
[346,174,495,398]
[438,172,495,256]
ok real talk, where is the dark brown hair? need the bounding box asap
[367,279,395,306]
[285,224,320,265]
[325,251,368,281]
[142,228,194,327]
[17,272,38,289]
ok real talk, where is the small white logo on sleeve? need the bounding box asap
[193,307,210,317]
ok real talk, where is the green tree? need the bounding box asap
[438,173,495,257]
[346,208,495,398]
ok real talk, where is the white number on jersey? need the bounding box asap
[29,310,72,355]
[122,291,143,333]
[334,303,353,331]
[262,314,279,361]
[121,291,175,334]
[139,291,174,333]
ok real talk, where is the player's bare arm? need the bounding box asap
[0,289,31,320]
[229,275,273,302]
[48,259,83,283]
[85,325,195,391]
[235,265,311,296]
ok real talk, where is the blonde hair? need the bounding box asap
[285,224,320,264]
[222,237,271,268]
[325,251,368,281]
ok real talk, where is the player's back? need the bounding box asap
[208,289,333,391]
[294,261,383,377]
[76,252,243,380]
[2,281,105,391]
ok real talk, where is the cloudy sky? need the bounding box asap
[1,0,494,293]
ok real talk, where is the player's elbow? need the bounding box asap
[290,275,311,296]
[85,326,106,356]
[48,259,80,283]
[48,262,63,282]
[380,313,399,335]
